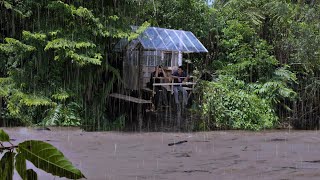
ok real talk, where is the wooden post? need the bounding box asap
[138,103,143,131]
[138,45,143,131]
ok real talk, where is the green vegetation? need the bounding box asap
[1,0,320,130]
[201,77,277,131]
[0,129,85,179]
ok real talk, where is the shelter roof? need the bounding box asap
[115,26,208,53]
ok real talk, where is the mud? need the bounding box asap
[3,127,320,180]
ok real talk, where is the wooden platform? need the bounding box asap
[109,93,152,104]
[142,88,154,94]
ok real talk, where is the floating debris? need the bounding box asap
[168,140,188,146]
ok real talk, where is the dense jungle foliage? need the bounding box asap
[0,0,319,130]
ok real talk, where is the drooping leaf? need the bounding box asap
[15,153,27,180]
[0,151,15,180]
[2,1,12,9]
[18,140,85,179]
[0,129,10,142]
[26,169,38,180]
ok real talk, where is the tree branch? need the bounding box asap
[0,145,18,151]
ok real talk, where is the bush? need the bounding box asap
[200,77,277,130]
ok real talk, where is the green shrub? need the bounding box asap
[200,77,277,130]
[42,102,81,127]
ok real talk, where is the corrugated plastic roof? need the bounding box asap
[137,27,208,53]
[114,26,208,53]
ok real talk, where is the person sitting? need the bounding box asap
[171,66,189,109]
[149,65,169,110]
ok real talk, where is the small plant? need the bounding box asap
[0,129,85,179]
[41,102,81,127]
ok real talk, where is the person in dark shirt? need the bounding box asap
[172,66,189,108]
[149,65,168,110]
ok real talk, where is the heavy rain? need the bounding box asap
[1,0,320,180]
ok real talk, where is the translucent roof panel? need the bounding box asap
[136,27,208,53]
[184,31,208,52]
[166,30,188,52]
[140,28,157,49]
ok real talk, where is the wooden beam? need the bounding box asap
[109,93,152,104]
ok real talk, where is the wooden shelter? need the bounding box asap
[112,26,208,130]
[114,26,208,92]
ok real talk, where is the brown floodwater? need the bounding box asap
[3,127,320,180]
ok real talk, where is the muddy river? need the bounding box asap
[3,127,320,180]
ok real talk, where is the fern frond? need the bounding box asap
[0,38,35,54]
[20,94,54,107]
[42,104,64,126]
[51,90,70,101]
[66,51,102,66]
[44,38,96,51]
[274,67,297,83]
[22,31,47,42]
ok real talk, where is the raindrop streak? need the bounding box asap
[114,143,117,156]
[275,144,278,157]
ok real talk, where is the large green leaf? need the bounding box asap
[26,169,38,180]
[0,151,15,180]
[0,129,10,142]
[18,140,85,179]
[15,154,38,180]
[15,153,27,180]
